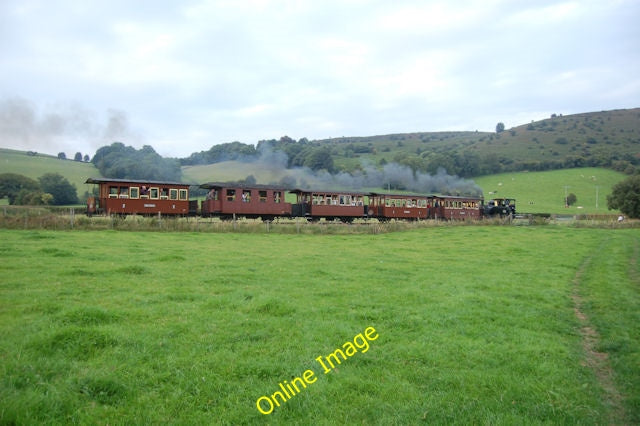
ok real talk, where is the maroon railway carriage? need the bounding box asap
[430,195,483,220]
[85,178,193,216]
[368,192,432,220]
[200,182,292,219]
[290,189,368,221]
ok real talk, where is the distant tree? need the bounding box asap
[57,152,67,160]
[0,173,41,204]
[83,154,90,162]
[607,175,640,218]
[180,141,257,166]
[92,142,181,181]
[303,147,334,172]
[496,122,505,133]
[74,152,83,161]
[38,173,78,205]
[566,193,577,206]
[16,189,52,205]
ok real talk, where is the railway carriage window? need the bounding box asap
[169,189,178,200]
[259,191,267,203]
[130,187,140,199]
[242,190,251,202]
[119,187,129,198]
[179,189,188,200]
[274,192,281,203]
[226,189,236,201]
[160,188,169,199]
[140,185,149,196]
[206,189,218,200]
[150,188,159,199]
[109,186,118,198]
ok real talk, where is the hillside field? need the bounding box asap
[0,227,638,424]
[474,167,626,215]
[0,148,99,197]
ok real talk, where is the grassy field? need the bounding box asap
[474,167,625,215]
[0,227,638,424]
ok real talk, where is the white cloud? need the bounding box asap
[0,0,638,157]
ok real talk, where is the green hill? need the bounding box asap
[0,148,100,197]
[321,108,639,176]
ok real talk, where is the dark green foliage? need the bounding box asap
[38,173,78,205]
[496,122,505,133]
[181,141,257,165]
[303,147,334,172]
[566,193,577,206]
[607,174,640,218]
[92,142,181,181]
[0,173,40,204]
[16,189,51,205]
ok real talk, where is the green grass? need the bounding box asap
[0,227,638,423]
[474,167,626,215]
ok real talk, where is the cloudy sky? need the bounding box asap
[0,0,638,158]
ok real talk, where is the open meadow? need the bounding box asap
[473,168,625,215]
[0,226,638,424]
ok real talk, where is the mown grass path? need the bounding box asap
[0,227,638,424]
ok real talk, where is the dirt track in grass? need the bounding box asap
[571,249,626,424]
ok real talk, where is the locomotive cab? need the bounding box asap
[483,198,516,217]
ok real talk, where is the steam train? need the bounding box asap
[85,178,515,221]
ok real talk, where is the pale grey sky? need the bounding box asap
[1,0,638,158]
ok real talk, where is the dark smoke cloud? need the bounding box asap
[250,145,482,196]
[0,97,137,156]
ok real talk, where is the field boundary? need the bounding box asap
[571,249,626,423]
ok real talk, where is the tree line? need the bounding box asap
[92,143,181,182]
[0,173,78,205]
[180,137,335,173]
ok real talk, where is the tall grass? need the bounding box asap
[1,206,637,233]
